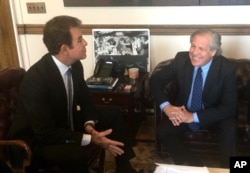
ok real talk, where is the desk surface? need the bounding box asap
[208,167,229,173]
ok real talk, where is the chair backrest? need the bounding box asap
[228,59,250,101]
[0,67,26,159]
[150,59,178,105]
[228,58,250,125]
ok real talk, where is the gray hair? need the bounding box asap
[190,29,222,56]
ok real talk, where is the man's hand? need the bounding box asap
[163,104,185,126]
[179,107,194,123]
[87,127,125,157]
[163,105,194,126]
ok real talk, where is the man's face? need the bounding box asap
[67,27,88,61]
[189,33,216,67]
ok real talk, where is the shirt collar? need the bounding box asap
[194,59,213,74]
[52,55,71,75]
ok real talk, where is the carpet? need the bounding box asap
[103,115,220,173]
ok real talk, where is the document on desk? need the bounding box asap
[154,163,209,173]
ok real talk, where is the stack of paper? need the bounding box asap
[154,163,209,173]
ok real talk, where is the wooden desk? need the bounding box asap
[89,73,148,145]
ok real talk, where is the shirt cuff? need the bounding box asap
[81,134,91,146]
[193,113,200,123]
[160,101,170,110]
[84,120,95,127]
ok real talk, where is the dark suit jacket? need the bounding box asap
[149,51,238,128]
[8,53,98,146]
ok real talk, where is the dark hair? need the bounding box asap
[190,29,222,56]
[43,15,82,55]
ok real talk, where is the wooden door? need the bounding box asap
[0,0,19,70]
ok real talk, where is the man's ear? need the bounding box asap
[60,44,69,55]
[211,50,216,57]
[60,44,67,51]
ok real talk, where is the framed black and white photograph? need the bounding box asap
[93,29,150,73]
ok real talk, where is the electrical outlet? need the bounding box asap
[26,2,46,13]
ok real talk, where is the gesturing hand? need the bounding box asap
[91,128,125,156]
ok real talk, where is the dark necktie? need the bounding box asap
[189,67,203,132]
[67,68,74,131]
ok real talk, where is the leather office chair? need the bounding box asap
[0,67,105,173]
[0,67,30,173]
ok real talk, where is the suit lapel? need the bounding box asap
[45,54,68,98]
[203,57,221,96]
[184,62,194,102]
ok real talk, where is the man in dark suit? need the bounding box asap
[8,15,140,173]
[149,29,238,168]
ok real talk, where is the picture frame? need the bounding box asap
[93,29,150,73]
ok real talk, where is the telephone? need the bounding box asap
[86,59,118,88]
[93,59,115,77]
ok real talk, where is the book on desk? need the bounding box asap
[86,76,119,90]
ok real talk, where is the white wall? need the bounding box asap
[10,0,250,78]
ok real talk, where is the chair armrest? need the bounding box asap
[0,139,32,169]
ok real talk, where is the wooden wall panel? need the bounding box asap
[200,0,250,5]
[63,0,250,6]
[17,24,250,35]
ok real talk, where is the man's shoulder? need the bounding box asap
[28,53,52,69]
[25,53,56,77]
[215,55,237,68]
[212,55,237,75]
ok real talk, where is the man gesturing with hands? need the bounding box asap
[9,15,140,173]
